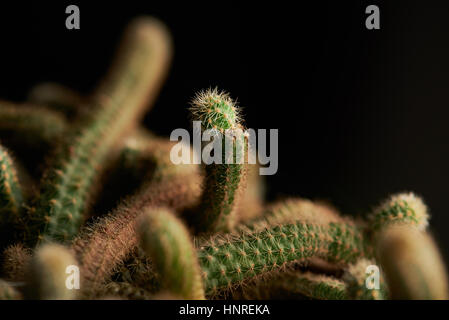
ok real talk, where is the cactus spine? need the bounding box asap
[190,88,247,232]
[139,207,205,299]
[31,17,172,243]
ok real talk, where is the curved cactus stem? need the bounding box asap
[190,88,248,232]
[0,101,68,148]
[30,17,172,243]
[139,207,205,299]
[197,220,368,297]
[27,82,85,118]
[232,271,348,300]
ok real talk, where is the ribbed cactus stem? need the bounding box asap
[139,207,205,299]
[376,226,448,299]
[233,271,348,300]
[0,101,67,147]
[197,220,368,296]
[190,88,247,232]
[32,17,172,243]
[0,145,24,220]
[24,244,78,299]
[27,82,85,117]
[369,192,429,233]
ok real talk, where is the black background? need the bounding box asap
[0,1,448,260]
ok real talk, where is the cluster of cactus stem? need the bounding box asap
[0,16,447,301]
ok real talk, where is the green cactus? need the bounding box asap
[30,17,172,243]
[190,88,248,232]
[0,101,67,148]
[368,192,429,233]
[197,220,367,296]
[0,146,24,221]
[27,82,85,118]
[232,271,348,300]
[139,207,205,299]
[0,15,447,302]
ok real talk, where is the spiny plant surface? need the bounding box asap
[0,16,447,301]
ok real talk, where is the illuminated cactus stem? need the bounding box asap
[197,220,368,296]
[189,88,248,232]
[376,226,448,299]
[0,145,24,221]
[368,192,429,233]
[24,243,78,300]
[32,17,172,243]
[139,207,205,299]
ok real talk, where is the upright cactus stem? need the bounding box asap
[0,145,24,221]
[376,226,448,299]
[24,244,78,300]
[368,192,429,233]
[32,17,172,243]
[139,207,205,299]
[190,88,247,232]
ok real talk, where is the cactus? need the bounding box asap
[29,17,172,244]
[2,243,32,281]
[0,101,67,148]
[71,141,201,296]
[368,192,429,233]
[197,220,368,297]
[190,88,248,233]
[0,16,446,301]
[376,226,448,299]
[232,271,348,300]
[27,82,86,118]
[0,146,23,219]
[139,207,205,299]
[23,244,78,299]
